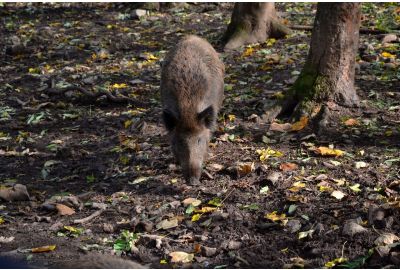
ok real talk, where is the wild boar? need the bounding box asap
[160,35,225,185]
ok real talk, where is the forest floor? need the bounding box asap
[1,2,400,269]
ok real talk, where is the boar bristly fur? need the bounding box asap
[161,35,224,185]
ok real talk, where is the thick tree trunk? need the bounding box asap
[282,3,361,119]
[222,3,291,51]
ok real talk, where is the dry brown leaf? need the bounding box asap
[237,162,255,176]
[291,116,309,131]
[279,162,298,171]
[56,203,75,216]
[270,122,292,132]
[344,118,359,126]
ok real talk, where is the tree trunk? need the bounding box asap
[222,3,291,51]
[281,3,361,119]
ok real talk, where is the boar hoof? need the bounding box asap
[188,177,201,186]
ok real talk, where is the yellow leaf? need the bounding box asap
[160,259,167,264]
[349,183,361,192]
[265,211,287,222]
[325,257,347,268]
[191,213,202,222]
[112,83,128,89]
[63,226,79,233]
[143,52,158,60]
[169,251,194,263]
[195,207,217,213]
[256,147,283,162]
[272,91,285,99]
[288,181,306,192]
[314,146,344,157]
[28,67,40,74]
[266,38,276,46]
[291,116,308,131]
[381,52,396,59]
[228,114,236,122]
[31,245,56,253]
[242,47,254,57]
[124,120,132,129]
[0,216,4,224]
[385,130,393,136]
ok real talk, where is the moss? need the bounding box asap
[227,21,249,40]
[285,63,332,119]
[289,63,333,103]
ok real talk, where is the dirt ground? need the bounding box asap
[1,3,400,269]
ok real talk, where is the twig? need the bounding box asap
[73,209,104,224]
[289,24,390,35]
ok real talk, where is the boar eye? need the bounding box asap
[197,106,214,128]
[163,109,177,131]
[197,138,201,145]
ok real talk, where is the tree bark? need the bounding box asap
[222,3,292,51]
[281,3,361,119]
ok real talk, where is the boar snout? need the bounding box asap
[183,162,202,186]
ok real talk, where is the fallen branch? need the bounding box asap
[47,85,144,105]
[289,24,391,35]
[73,209,104,224]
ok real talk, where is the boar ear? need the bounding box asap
[198,106,214,128]
[163,109,177,131]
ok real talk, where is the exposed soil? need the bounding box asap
[1,3,400,269]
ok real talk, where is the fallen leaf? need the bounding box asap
[298,229,314,239]
[236,162,255,176]
[374,233,399,246]
[31,245,56,253]
[342,221,368,236]
[325,257,347,268]
[270,122,292,132]
[156,217,179,230]
[208,163,224,171]
[288,181,306,192]
[291,116,308,131]
[381,51,396,59]
[344,118,359,126]
[182,198,201,207]
[314,146,344,157]
[331,190,346,200]
[260,186,269,194]
[169,251,194,263]
[195,206,217,213]
[280,162,298,171]
[0,236,14,243]
[242,47,254,57]
[349,184,361,193]
[56,203,75,216]
[256,147,283,161]
[191,214,202,222]
[265,211,287,223]
[355,161,368,169]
